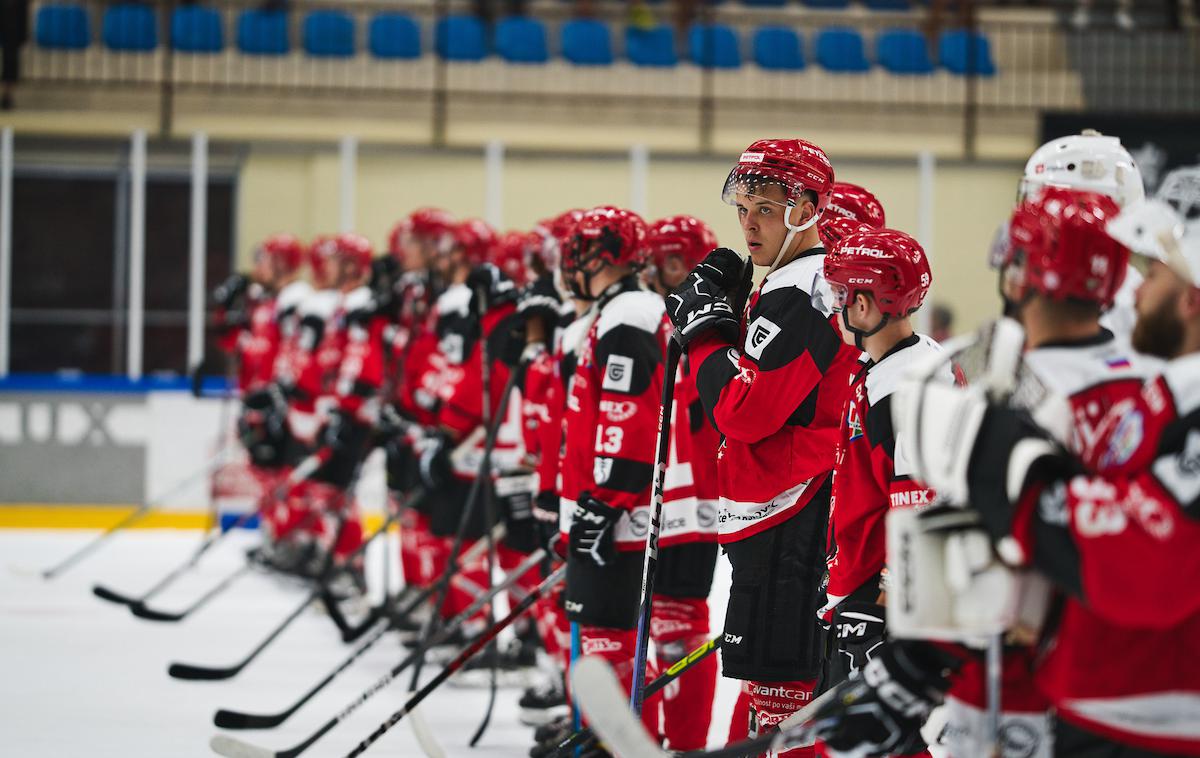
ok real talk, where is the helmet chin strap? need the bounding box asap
[841,307,890,351]
[766,201,821,276]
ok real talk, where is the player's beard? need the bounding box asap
[1132,291,1184,359]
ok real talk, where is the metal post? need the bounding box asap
[963,0,979,160]
[339,135,357,233]
[484,140,504,228]
[917,150,936,336]
[187,132,208,372]
[629,144,649,216]
[127,129,147,380]
[0,127,11,377]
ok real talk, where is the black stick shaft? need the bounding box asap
[631,335,683,713]
[343,565,567,758]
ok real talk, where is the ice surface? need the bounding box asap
[0,529,739,757]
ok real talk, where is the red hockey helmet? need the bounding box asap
[532,208,586,269]
[645,215,718,272]
[307,234,338,285]
[454,219,498,266]
[821,183,885,249]
[820,217,872,252]
[824,228,932,319]
[721,139,835,219]
[492,231,533,285]
[387,219,412,258]
[562,206,648,276]
[334,232,374,280]
[409,207,456,238]
[1007,187,1129,307]
[257,233,305,273]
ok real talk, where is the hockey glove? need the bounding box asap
[516,273,563,328]
[666,248,749,347]
[416,429,455,491]
[532,490,563,553]
[468,263,519,312]
[496,469,539,553]
[213,273,250,309]
[829,601,888,681]
[809,639,958,758]
[569,492,623,568]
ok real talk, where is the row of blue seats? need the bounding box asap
[35,4,994,74]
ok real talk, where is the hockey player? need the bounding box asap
[806,202,1200,757]
[634,214,724,750]
[819,228,939,726]
[556,206,669,736]
[818,182,886,251]
[664,140,862,753]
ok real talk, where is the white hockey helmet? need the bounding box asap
[1155,165,1200,224]
[1108,204,1200,288]
[1020,129,1145,210]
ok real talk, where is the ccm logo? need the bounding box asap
[724,633,744,645]
[848,277,873,284]
[565,600,583,613]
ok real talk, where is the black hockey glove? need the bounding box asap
[213,273,250,309]
[829,601,888,681]
[416,429,455,491]
[316,409,371,489]
[496,469,539,553]
[532,490,563,553]
[238,385,290,467]
[516,273,563,327]
[468,263,519,312]
[568,492,623,568]
[666,248,749,347]
[809,639,958,758]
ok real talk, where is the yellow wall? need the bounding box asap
[236,147,1017,334]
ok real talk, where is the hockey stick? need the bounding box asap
[572,655,839,758]
[209,551,557,758]
[130,563,252,622]
[211,522,502,730]
[407,357,526,691]
[39,447,235,580]
[95,496,272,610]
[169,485,391,681]
[549,636,722,757]
[341,564,567,758]
[630,333,682,714]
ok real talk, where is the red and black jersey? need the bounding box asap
[690,247,861,543]
[823,334,944,616]
[1004,348,1200,755]
[658,353,720,546]
[219,280,312,394]
[558,277,670,551]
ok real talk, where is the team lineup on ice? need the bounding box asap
[8,130,1200,758]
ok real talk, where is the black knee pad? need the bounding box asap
[656,541,718,599]
[565,550,643,629]
[721,485,831,682]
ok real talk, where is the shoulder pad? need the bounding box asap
[301,289,341,320]
[436,283,473,319]
[343,286,375,315]
[558,308,597,357]
[276,280,313,313]
[595,290,666,340]
[867,335,948,404]
[1025,335,1159,399]
[760,253,835,317]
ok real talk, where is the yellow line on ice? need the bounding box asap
[0,505,387,531]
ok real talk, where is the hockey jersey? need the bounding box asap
[657,354,721,547]
[690,248,862,543]
[823,334,944,615]
[1010,348,1200,755]
[558,277,670,551]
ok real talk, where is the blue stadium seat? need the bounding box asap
[625,25,676,67]
[863,0,911,9]
[172,6,223,53]
[753,26,804,71]
[800,0,850,8]
[688,24,739,68]
[561,19,612,65]
[368,14,420,59]
[876,28,933,74]
[495,17,548,63]
[102,3,157,52]
[938,29,996,75]
[436,15,487,61]
[35,4,91,50]
[742,0,787,7]
[237,10,289,55]
[815,27,870,72]
[303,10,354,57]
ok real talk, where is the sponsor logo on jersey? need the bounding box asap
[749,684,813,701]
[889,488,932,508]
[744,316,781,360]
[599,399,638,422]
[1101,406,1143,468]
[602,354,634,392]
[846,400,863,442]
[697,501,718,528]
[630,509,650,537]
[582,637,624,655]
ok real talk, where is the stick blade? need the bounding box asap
[210,734,276,758]
[93,584,140,606]
[213,707,286,731]
[130,602,186,622]
[170,661,239,681]
[407,696,446,758]
[570,656,669,758]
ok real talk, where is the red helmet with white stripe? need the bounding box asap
[563,206,648,274]
[454,219,497,266]
[645,215,718,272]
[493,231,533,285]
[722,139,834,216]
[824,228,932,319]
[820,182,885,249]
[257,233,305,274]
[1007,187,1128,307]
